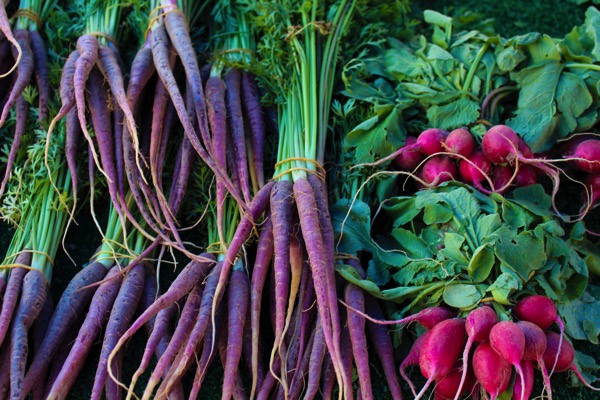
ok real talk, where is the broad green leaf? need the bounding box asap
[424,10,453,31]
[331,199,374,255]
[337,264,384,299]
[474,214,502,245]
[381,282,444,303]
[423,203,453,225]
[557,289,600,344]
[469,244,495,282]
[390,228,432,259]
[584,6,600,60]
[426,98,480,130]
[494,227,546,280]
[443,284,483,309]
[487,272,520,305]
[382,197,421,227]
[345,104,405,163]
[439,233,470,266]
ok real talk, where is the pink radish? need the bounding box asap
[516,321,551,399]
[444,128,475,158]
[572,140,600,173]
[489,321,526,400]
[482,125,520,164]
[418,128,450,156]
[459,151,492,188]
[400,330,432,397]
[517,139,533,159]
[454,306,498,400]
[436,364,475,400]
[415,318,467,400]
[394,136,425,170]
[493,165,513,193]
[542,332,599,391]
[512,360,534,400]
[419,156,457,186]
[512,295,565,375]
[514,165,537,187]
[584,173,600,207]
[473,342,512,399]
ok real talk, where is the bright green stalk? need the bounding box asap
[85,0,123,45]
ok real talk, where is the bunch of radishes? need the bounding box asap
[396,295,598,400]
[392,125,600,208]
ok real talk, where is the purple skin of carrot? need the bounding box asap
[30,294,54,400]
[256,355,280,400]
[45,266,122,400]
[222,268,250,400]
[270,181,294,375]
[0,276,6,301]
[149,78,172,192]
[0,30,33,127]
[73,35,100,164]
[226,127,243,196]
[65,107,81,199]
[364,297,403,400]
[218,320,247,400]
[143,285,203,393]
[10,269,49,400]
[304,317,327,400]
[87,68,121,216]
[0,93,28,198]
[321,353,337,400]
[47,49,79,131]
[242,72,265,188]
[250,214,274,397]
[294,177,345,388]
[344,260,373,400]
[126,41,155,110]
[188,323,219,399]
[340,313,355,400]
[29,30,49,123]
[91,264,146,400]
[43,324,79,399]
[167,136,194,215]
[288,325,316,400]
[0,252,31,347]
[225,68,252,204]
[23,261,108,393]
[113,102,125,196]
[0,334,11,398]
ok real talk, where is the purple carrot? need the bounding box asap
[29,30,49,123]
[153,262,225,398]
[340,313,355,400]
[0,30,33,126]
[250,215,274,398]
[0,333,11,398]
[218,316,247,400]
[10,269,48,400]
[23,261,108,393]
[0,252,31,347]
[256,355,280,400]
[65,106,81,201]
[344,260,372,400]
[113,100,125,196]
[241,72,265,188]
[288,325,316,400]
[304,317,327,400]
[30,295,54,400]
[321,354,337,400]
[0,4,20,80]
[225,68,252,204]
[109,255,215,398]
[43,324,78,400]
[188,323,219,399]
[269,180,294,388]
[137,285,203,397]
[45,266,122,400]
[87,68,121,221]
[222,268,250,400]
[73,35,101,173]
[126,41,155,108]
[167,135,194,215]
[365,297,403,400]
[0,94,28,198]
[294,177,345,389]
[92,264,146,400]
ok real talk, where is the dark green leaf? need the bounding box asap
[331,199,374,254]
[469,244,495,282]
[494,227,546,280]
[557,289,600,344]
[487,272,520,305]
[426,98,481,130]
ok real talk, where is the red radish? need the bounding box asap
[518,139,534,159]
[473,342,512,399]
[514,165,538,187]
[415,318,467,400]
[512,295,565,374]
[512,360,534,400]
[418,128,450,156]
[492,165,514,193]
[394,136,425,170]
[459,151,492,188]
[490,321,526,400]
[341,303,455,330]
[482,125,520,164]
[454,306,498,400]
[584,174,600,207]
[572,140,600,172]
[400,330,432,397]
[444,128,475,158]
[420,156,457,186]
[542,332,599,391]
[436,365,475,400]
[517,321,551,399]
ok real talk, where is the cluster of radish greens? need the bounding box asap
[0,0,598,399]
